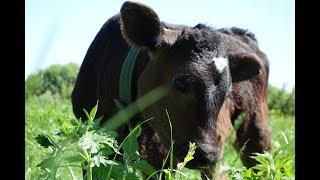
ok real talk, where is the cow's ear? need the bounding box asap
[228,53,262,83]
[120,1,164,50]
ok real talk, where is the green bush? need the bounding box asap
[25,73,44,99]
[268,85,295,116]
[25,63,79,99]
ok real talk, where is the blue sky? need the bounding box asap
[26,0,295,91]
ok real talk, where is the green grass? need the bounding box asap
[25,92,83,179]
[26,93,294,179]
[221,109,295,167]
[219,109,294,179]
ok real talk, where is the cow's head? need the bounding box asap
[120,1,262,168]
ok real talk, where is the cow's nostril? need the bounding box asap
[194,148,213,163]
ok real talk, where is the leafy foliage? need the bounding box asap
[34,102,159,180]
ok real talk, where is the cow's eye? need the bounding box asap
[173,76,191,93]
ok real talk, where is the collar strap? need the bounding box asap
[118,45,141,106]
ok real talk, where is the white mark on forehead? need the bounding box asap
[212,57,228,73]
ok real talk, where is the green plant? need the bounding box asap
[36,102,121,180]
[250,150,294,179]
[35,102,198,180]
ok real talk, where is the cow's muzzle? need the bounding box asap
[177,142,221,169]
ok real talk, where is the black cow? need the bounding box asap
[72,1,271,178]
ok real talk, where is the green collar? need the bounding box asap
[114,46,141,110]
[114,45,169,110]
